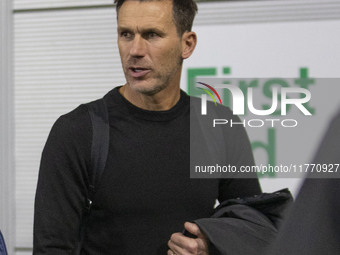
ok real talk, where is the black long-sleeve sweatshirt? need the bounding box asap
[33,87,261,254]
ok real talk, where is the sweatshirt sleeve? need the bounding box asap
[33,105,92,254]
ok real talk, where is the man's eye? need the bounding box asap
[121,32,132,39]
[147,32,158,39]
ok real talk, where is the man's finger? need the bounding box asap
[167,249,177,255]
[170,232,193,247]
[169,232,199,253]
[168,235,189,255]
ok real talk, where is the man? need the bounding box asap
[33,0,261,254]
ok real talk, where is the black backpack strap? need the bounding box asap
[76,98,109,254]
[86,98,110,207]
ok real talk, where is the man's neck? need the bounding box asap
[119,85,181,111]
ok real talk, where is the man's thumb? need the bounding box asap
[184,222,201,237]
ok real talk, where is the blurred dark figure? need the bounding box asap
[268,109,340,255]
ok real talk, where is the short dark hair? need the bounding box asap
[114,0,198,36]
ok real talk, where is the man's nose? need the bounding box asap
[129,35,146,57]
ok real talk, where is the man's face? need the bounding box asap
[117,0,184,95]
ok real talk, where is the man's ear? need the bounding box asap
[181,31,197,59]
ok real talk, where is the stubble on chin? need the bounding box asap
[125,69,176,97]
[133,82,168,96]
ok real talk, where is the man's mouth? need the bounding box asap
[131,67,146,72]
[129,67,150,78]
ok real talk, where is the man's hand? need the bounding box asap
[167,222,209,255]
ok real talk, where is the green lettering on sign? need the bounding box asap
[187,68,217,97]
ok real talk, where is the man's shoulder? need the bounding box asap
[57,87,117,125]
[57,103,90,125]
[43,103,92,153]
